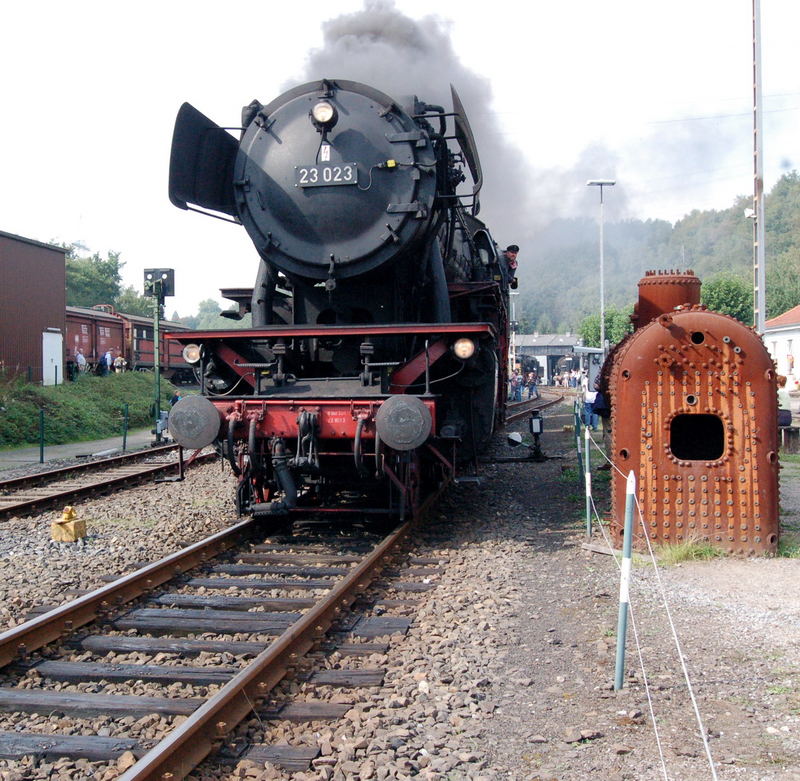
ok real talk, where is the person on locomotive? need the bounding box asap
[502,245,519,289]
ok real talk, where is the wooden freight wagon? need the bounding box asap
[65,306,125,374]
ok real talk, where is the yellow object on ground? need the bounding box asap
[51,506,87,543]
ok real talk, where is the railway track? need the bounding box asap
[505,389,565,424]
[0,517,434,779]
[0,445,214,519]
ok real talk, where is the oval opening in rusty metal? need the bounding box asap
[619,449,629,460]
[686,394,698,406]
[691,331,705,344]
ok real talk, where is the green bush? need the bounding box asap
[0,371,177,449]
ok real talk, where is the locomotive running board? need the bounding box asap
[165,322,496,341]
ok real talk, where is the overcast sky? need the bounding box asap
[2,0,797,315]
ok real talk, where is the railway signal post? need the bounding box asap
[144,269,175,445]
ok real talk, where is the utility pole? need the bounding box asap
[586,180,616,355]
[752,0,766,333]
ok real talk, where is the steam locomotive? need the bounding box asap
[166,79,509,519]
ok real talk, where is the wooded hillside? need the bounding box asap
[519,172,800,333]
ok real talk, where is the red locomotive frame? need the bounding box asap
[168,317,505,520]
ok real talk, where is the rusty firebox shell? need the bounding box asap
[609,305,779,555]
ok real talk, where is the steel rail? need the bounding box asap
[0,444,179,491]
[0,452,215,519]
[119,519,414,781]
[505,391,565,424]
[0,518,258,668]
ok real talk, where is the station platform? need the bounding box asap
[0,429,159,473]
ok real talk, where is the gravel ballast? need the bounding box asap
[1,403,799,780]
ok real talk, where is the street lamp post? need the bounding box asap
[586,179,615,354]
[509,290,519,374]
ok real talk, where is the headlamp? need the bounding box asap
[310,101,338,129]
[182,343,202,365]
[453,338,476,360]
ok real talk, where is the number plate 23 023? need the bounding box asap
[295,163,358,188]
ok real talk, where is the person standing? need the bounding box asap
[584,385,599,430]
[778,375,793,427]
[102,350,112,376]
[76,349,87,374]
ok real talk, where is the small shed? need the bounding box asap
[0,231,66,384]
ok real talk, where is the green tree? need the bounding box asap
[578,306,633,348]
[64,246,123,307]
[767,248,800,318]
[535,312,554,334]
[115,285,155,317]
[700,272,753,324]
[174,299,256,330]
[196,299,223,329]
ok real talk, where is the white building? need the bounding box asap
[765,304,800,388]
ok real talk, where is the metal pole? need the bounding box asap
[575,401,584,488]
[153,286,162,444]
[587,181,615,353]
[509,292,518,375]
[614,471,636,690]
[122,403,129,453]
[584,423,592,538]
[39,409,45,464]
[752,0,766,333]
[599,192,605,354]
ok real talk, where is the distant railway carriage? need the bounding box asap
[65,306,193,381]
[65,306,125,368]
[117,312,191,376]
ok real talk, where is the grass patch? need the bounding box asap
[767,685,792,695]
[778,538,800,558]
[0,371,177,449]
[655,538,727,565]
[561,466,580,483]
